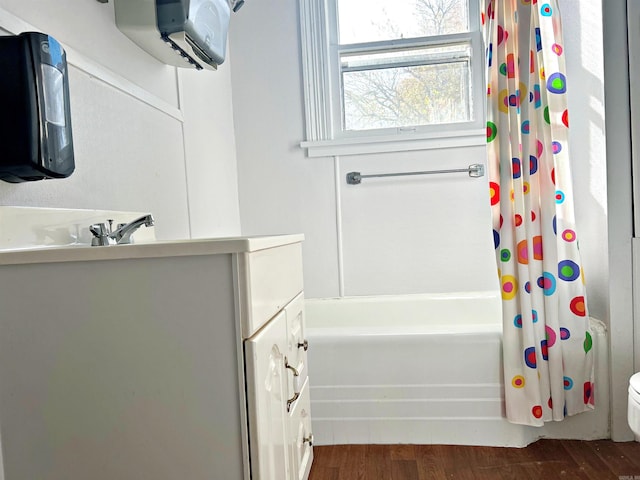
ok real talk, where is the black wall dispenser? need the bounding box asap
[0,32,75,183]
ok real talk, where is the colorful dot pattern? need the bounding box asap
[482,0,595,426]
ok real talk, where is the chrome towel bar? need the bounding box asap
[346,163,485,185]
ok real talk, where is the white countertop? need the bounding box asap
[0,234,304,266]
[0,206,157,250]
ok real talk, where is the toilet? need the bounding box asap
[630,372,640,441]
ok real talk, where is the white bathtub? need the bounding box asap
[305,291,609,447]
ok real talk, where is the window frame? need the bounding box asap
[299,0,485,157]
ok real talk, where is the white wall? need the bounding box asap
[0,0,241,240]
[562,0,608,323]
[338,147,495,296]
[229,0,608,316]
[229,0,340,298]
[603,0,636,441]
[179,66,242,238]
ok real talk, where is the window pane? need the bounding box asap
[342,54,471,131]
[337,0,469,45]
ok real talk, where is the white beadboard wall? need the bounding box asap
[0,0,241,241]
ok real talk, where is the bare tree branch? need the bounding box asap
[341,0,470,130]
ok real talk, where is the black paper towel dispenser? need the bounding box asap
[0,32,75,183]
[114,0,232,71]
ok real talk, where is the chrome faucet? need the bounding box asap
[90,214,154,246]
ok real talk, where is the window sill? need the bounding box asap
[300,129,486,157]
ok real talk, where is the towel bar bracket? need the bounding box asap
[346,172,363,185]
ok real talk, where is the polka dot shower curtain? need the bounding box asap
[482,0,594,426]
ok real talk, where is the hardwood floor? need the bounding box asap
[308,440,640,480]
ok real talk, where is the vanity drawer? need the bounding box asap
[288,378,313,480]
[237,242,304,338]
[285,293,308,394]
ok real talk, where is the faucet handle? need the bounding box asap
[90,223,115,246]
[90,223,107,236]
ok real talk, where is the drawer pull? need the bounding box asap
[303,433,314,447]
[297,340,309,351]
[285,357,300,377]
[287,391,300,412]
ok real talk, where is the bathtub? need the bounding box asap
[305,291,609,447]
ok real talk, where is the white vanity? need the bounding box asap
[0,234,312,480]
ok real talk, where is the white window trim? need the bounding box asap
[300,128,485,157]
[299,0,333,143]
[299,0,485,157]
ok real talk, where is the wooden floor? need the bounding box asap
[308,440,640,480]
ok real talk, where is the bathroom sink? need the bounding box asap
[0,206,156,251]
[0,206,303,265]
[0,233,305,266]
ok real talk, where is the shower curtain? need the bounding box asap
[482,0,594,426]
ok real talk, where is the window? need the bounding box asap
[300,0,484,156]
